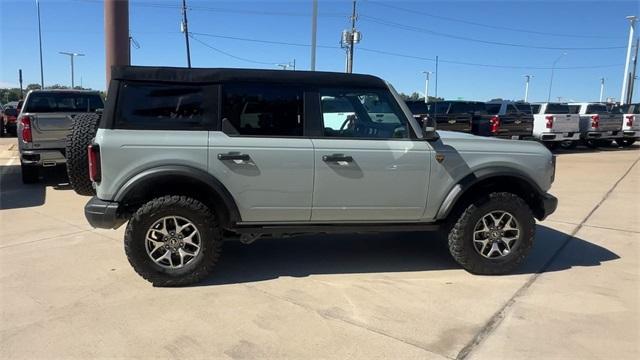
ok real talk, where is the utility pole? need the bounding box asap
[524,75,533,102]
[626,37,639,104]
[18,69,23,98]
[59,52,85,88]
[340,1,360,73]
[104,0,130,87]
[310,0,318,71]
[548,52,567,102]
[599,77,605,102]
[181,0,192,68]
[435,55,439,99]
[36,0,44,88]
[422,71,432,103]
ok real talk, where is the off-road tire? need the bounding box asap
[21,163,39,184]
[448,192,535,275]
[124,195,222,287]
[615,138,636,147]
[66,113,101,196]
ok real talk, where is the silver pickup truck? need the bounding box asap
[568,102,623,147]
[17,89,104,183]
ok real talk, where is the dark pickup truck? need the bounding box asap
[485,101,534,139]
[405,100,532,139]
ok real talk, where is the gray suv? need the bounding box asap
[72,66,557,286]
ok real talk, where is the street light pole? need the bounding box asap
[599,77,605,102]
[620,16,637,105]
[36,0,44,88]
[524,75,533,102]
[310,0,318,71]
[59,52,85,88]
[547,52,567,102]
[422,71,432,103]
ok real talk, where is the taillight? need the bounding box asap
[490,115,500,134]
[88,144,101,182]
[591,114,600,129]
[545,116,554,129]
[20,115,32,142]
[626,115,634,127]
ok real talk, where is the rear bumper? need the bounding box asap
[20,149,66,167]
[84,197,126,229]
[582,130,620,140]
[621,130,639,139]
[538,193,558,221]
[538,132,580,142]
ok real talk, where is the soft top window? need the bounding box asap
[24,92,103,113]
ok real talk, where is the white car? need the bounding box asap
[531,103,580,149]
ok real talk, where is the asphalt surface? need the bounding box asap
[0,136,638,359]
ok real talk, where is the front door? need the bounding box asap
[209,83,314,222]
[311,87,432,222]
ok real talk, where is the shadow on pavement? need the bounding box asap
[0,164,70,210]
[199,224,619,286]
[554,143,639,155]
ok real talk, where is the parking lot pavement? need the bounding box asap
[0,137,638,359]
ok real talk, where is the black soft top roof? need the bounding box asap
[111,66,388,88]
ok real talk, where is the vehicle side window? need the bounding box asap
[319,88,410,139]
[221,83,303,137]
[117,82,211,130]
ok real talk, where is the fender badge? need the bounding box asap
[435,153,445,163]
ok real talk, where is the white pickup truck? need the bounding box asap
[568,102,623,148]
[530,102,580,149]
[612,103,639,147]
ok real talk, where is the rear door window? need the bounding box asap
[117,82,215,130]
[221,83,303,137]
[24,92,103,113]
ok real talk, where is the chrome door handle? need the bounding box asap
[218,153,251,161]
[322,154,353,162]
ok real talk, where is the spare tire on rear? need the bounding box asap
[66,113,101,196]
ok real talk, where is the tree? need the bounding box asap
[26,83,41,91]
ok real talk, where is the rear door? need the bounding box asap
[310,87,431,222]
[209,82,314,222]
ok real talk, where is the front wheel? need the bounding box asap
[124,195,222,286]
[447,192,535,275]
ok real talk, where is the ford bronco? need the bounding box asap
[68,66,557,286]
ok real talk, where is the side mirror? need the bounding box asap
[421,115,439,141]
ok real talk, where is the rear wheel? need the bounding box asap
[66,113,101,196]
[447,192,535,275]
[559,140,577,150]
[124,195,222,287]
[616,138,636,147]
[21,163,39,184]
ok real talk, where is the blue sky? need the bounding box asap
[1,0,638,102]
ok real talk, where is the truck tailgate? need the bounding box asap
[598,113,623,132]
[551,114,579,132]
[30,112,74,149]
[497,114,534,138]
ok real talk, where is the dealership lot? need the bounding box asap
[0,137,638,359]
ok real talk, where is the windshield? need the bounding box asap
[24,92,104,113]
[586,104,608,113]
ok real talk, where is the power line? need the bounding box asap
[189,34,283,66]
[360,15,626,51]
[191,31,623,70]
[367,1,620,40]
